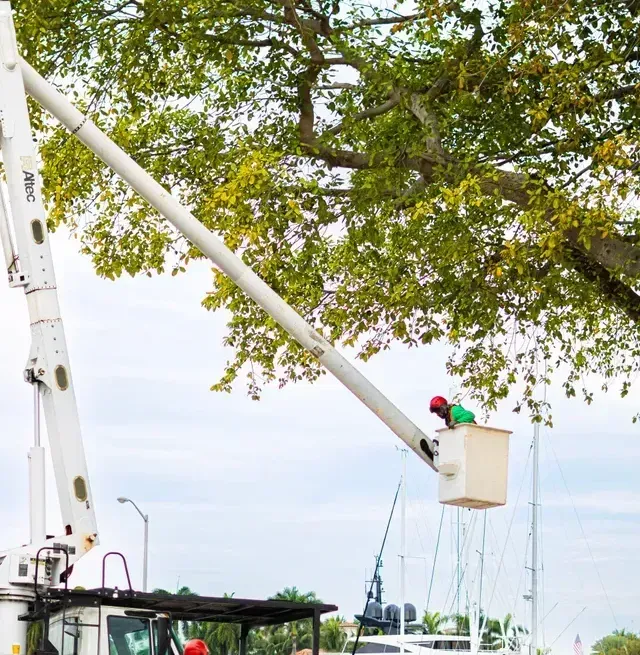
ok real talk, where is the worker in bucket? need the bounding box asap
[184,640,210,655]
[429,396,476,428]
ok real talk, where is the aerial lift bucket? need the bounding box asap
[436,424,511,510]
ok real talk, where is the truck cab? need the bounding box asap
[47,606,182,655]
[24,586,337,655]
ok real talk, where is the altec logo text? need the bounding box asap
[23,170,36,202]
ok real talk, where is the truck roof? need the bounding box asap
[22,587,338,626]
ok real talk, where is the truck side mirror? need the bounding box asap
[157,615,171,655]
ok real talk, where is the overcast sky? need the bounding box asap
[1,230,639,655]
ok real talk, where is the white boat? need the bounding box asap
[346,632,519,654]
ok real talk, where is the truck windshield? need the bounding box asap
[108,616,152,655]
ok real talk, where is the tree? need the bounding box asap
[447,612,524,650]
[253,626,294,655]
[422,611,446,635]
[153,585,199,639]
[152,586,242,653]
[320,616,347,652]
[186,592,240,655]
[450,613,470,637]
[13,1,640,419]
[487,613,528,651]
[481,616,501,650]
[190,621,240,655]
[271,587,320,605]
[268,588,321,655]
[592,630,640,655]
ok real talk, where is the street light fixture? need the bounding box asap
[117,496,149,592]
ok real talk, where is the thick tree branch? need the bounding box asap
[270,0,331,37]
[307,139,640,287]
[291,0,331,24]
[281,0,327,146]
[318,82,357,90]
[594,83,640,103]
[96,1,138,19]
[311,146,422,171]
[408,94,445,156]
[298,64,322,143]
[323,90,401,136]
[203,32,301,57]
[199,0,640,315]
[422,16,484,102]
[337,12,427,30]
[322,57,355,66]
[567,248,640,322]
[201,5,284,24]
[278,0,328,65]
[472,168,640,278]
[566,226,640,277]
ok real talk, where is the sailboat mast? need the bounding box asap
[400,449,407,651]
[457,507,461,618]
[531,423,540,655]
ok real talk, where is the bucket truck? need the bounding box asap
[0,3,511,654]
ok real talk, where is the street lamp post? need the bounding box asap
[117,496,149,592]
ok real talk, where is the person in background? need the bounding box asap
[429,396,476,429]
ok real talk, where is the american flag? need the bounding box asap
[574,634,583,655]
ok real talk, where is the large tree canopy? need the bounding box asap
[12,0,640,419]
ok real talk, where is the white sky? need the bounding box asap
[1,230,639,655]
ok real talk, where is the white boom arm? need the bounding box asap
[0,3,98,649]
[0,10,99,544]
[18,60,438,469]
[0,0,438,647]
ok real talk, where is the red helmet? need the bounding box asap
[184,640,210,655]
[429,396,448,412]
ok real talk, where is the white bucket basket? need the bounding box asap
[436,424,512,510]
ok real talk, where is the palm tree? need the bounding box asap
[482,615,504,650]
[422,612,446,635]
[501,614,513,639]
[269,588,321,655]
[613,630,633,638]
[187,592,239,655]
[444,612,519,650]
[153,586,198,639]
[200,622,240,655]
[321,616,347,652]
[592,632,639,655]
[270,588,320,604]
[450,614,470,637]
[253,626,293,655]
[508,622,528,651]
[490,614,528,651]
[474,613,527,652]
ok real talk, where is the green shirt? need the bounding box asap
[450,404,476,426]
